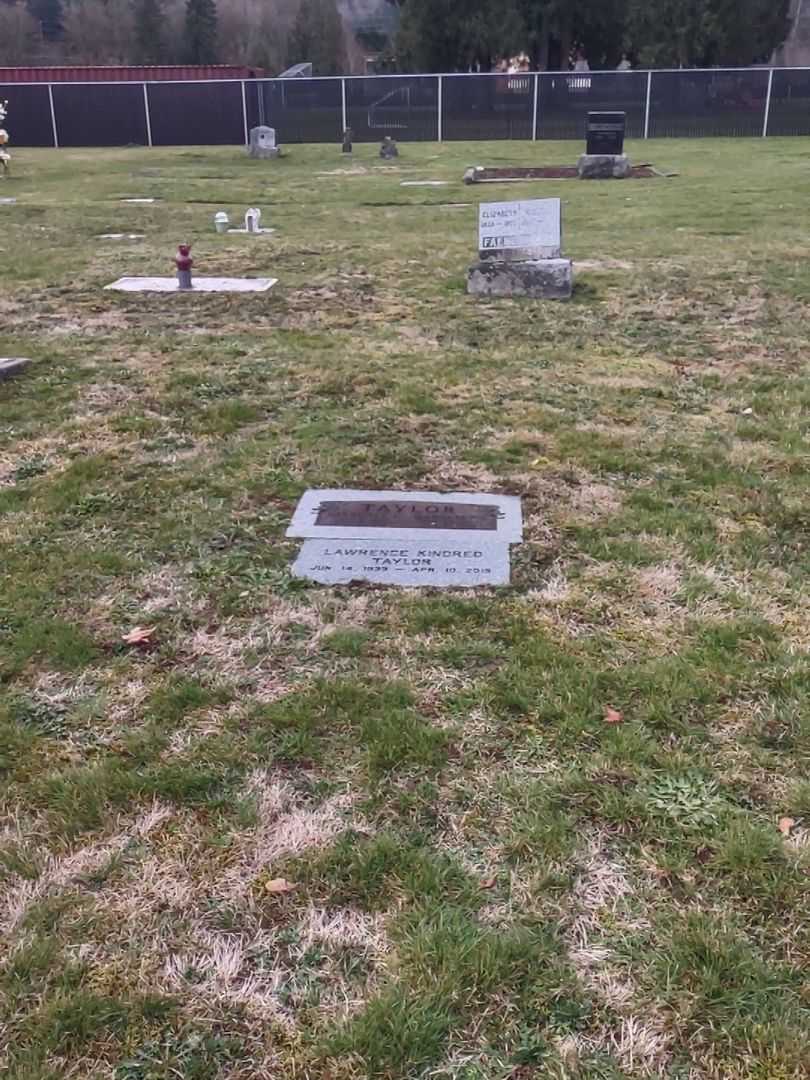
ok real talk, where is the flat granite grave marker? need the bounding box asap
[288,489,523,588]
[106,276,277,293]
[0,357,31,380]
[468,197,573,299]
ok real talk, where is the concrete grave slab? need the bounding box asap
[227,227,276,235]
[400,180,451,187]
[105,276,277,293]
[287,489,523,544]
[97,233,146,240]
[0,197,17,204]
[293,538,511,587]
[120,198,157,204]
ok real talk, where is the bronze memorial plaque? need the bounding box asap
[315,500,500,532]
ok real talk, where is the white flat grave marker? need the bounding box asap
[479,197,561,260]
[293,538,511,587]
[0,357,31,380]
[227,227,275,235]
[0,197,17,205]
[105,276,277,293]
[401,180,451,187]
[120,198,157,204]
[287,488,522,544]
[97,233,146,240]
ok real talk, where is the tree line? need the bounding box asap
[396,0,791,72]
[0,0,348,72]
[0,0,794,73]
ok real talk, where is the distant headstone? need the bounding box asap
[380,137,399,160]
[249,126,281,160]
[288,488,523,588]
[579,112,630,179]
[245,207,261,234]
[468,197,572,299]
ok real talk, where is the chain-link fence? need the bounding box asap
[1,69,805,148]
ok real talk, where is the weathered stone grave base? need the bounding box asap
[226,228,275,235]
[105,276,277,293]
[577,154,632,179]
[293,538,511,587]
[249,148,281,159]
[467,258,573,300]
[0,358,31,380]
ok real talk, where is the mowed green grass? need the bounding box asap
[1,137,809,1079]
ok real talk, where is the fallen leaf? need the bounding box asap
[778,817,795,837]
[603,706,624,725]
[480,876,497,890]
[122,626,156,645]
[265,877,296,894]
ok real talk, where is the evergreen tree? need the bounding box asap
[134,0,165,63]
[27,0,62,40]
[287,0,347,75]
[185,0,218,63]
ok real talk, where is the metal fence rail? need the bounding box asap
[1,68,808,148]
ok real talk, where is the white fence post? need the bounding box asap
[437,75,443,142]
[762,68,774,137]
[643,70,652,139]
[48,84,59,148]
[241,80,248,144]
[532,73,539,141]
[142,83,153,147]
[341,77,347,132]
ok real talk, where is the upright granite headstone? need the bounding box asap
[380,137,399,160]
[467,197,573,299]
[249,126,280,159]
[578,111,630,179]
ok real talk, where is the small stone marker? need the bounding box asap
[0,357,31,380]
[249,126,280,159]
[97,233,145,239]
[288,488,522,588]
[380,137,399,160]
[579,112,630,179]
[467,197,573,299]
[0,196,17,204]
[401,180,450,187]
[120,197,157,203]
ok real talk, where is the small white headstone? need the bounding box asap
[478,198,561,261]
[245,207,261,234]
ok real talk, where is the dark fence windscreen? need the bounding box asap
[346,76,439,141]
[147,80,244,145]
[0,83,54,147]
[249,78,342,143]
[443,74,533,140]
[52,83,148,146]
[768,69,810,136]
[2,69,807,148]
[537,71,647,140]
[649,69,769,138]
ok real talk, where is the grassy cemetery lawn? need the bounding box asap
[2,137,810,1079]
